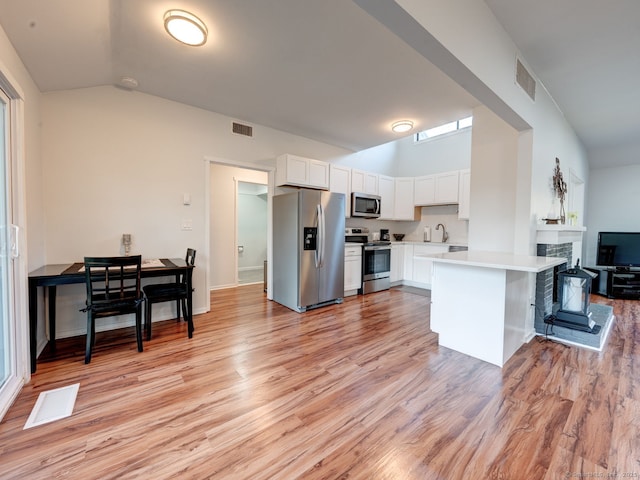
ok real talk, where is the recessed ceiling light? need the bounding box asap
[164,10,208,46]
[391,120,414,133]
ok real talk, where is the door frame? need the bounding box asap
[0,63,29,420]
[203,156,275,312]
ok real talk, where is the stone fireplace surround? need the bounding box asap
[534,225,587,334]
[533,225,614,351]
[534,241,572,334]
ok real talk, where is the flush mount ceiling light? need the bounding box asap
[164,9,208,46]
[391,120,414,133]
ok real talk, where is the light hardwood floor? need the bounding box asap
[0,285,638,479]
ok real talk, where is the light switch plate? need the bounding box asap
[181,219,193,230]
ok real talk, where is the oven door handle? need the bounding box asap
[364,245,391,251]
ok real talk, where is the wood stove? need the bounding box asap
[547,261,600,333]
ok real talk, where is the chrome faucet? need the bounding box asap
[436,223,448,243]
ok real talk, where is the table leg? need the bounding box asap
[48,285,57,354]
[28,279,37,374]
[187,273,194,338]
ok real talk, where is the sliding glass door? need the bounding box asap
[0,87,13,390]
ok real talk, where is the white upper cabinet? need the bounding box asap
[414,175,436,205]
[351,169,378,195]
[329,164,351,217]
[414,171,460,206]
[378,174,395,220]
[435,171,459,204]
[458,169,471,220]
[276,154,329,190]
[394,177,419,221]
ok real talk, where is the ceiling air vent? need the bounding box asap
[232,122,253,137]
[516,58,536,101]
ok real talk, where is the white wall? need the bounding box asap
[394,128,472,176]
[331,128,472,178]
[468,105,519,252]
[584,164,640,266]
[395,0,589,254]
[40,86,351,337]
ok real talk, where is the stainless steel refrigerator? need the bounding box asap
[272,190,345,313]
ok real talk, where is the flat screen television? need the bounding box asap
[596,232,640,268]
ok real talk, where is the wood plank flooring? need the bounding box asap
[1,285,638,479]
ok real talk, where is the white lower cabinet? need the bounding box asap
[405,244,450,289]
[390,244,404,284]
[344,245,362,296]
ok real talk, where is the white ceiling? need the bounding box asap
[0,0,638,164]
[484,0,640,163]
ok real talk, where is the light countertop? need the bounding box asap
[391,241,468,248]
[430,250,566,273]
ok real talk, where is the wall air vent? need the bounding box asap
[516,58,536,101]
[232,122,253,137]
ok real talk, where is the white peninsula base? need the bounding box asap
[430,251,566,367]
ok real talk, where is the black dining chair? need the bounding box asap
[142,248,196,340]
[82,255,144,364]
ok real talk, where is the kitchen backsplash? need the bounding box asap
[345,204,468,245]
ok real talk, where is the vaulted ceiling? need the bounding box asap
[1,0,638,165]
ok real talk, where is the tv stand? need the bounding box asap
[596,267,640,299]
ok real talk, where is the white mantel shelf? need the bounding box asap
[431,250,566,273]
[537,224,586,245]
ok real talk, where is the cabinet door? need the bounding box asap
[412,244,450,288]
[308,159,330,189]
[390,244,404,283]
[414,175,436,205]
[344,248,362,292]
[413,257,433,286]
[364,172,379,194]
[330,164,351,218]
[351,169,378,195]
[435,171,459,204]
[378,175,395,220]
[351,169,366,193]
[276,154,329,190]
[394,177,417,220]
[276,154,307,186]
[458,169,471,219]
[403,244,414,280]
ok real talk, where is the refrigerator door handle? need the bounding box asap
[317,204,325,268]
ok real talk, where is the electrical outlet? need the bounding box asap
[181,219,193,231]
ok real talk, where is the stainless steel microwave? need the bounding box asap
[351,192,381,218]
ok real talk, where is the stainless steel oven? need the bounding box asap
[345,227,391,294]
[361,243,391,294]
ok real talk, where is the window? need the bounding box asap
[415,116,473,142]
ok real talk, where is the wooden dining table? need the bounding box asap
[28,258,194,373]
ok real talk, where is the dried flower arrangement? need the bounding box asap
[552,157,568,224]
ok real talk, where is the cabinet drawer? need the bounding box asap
[345,246,363,257]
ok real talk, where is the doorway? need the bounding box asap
[237,181,268,285]
[207,160,272,300]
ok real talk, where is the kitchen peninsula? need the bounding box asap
[430,251,566,367]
